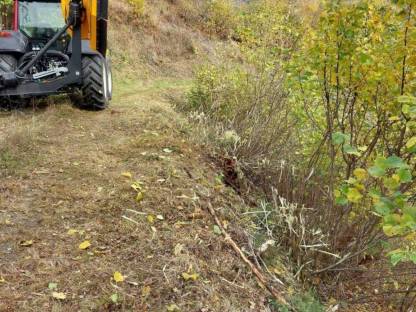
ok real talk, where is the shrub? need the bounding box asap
[204,0,238,39]
[127,0,145,16]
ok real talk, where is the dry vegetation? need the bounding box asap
[1,0,415,311]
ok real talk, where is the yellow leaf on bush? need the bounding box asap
[113,271,124,283]
[52,292,66,300]
[353,168,368,181]
[347,188,362,203]
[406,137,416,148]
[79,240,91,250]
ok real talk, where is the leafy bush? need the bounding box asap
[183,0,416,306]
[204,0,238,39]
[127,0,145,16]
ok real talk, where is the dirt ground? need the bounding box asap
[0,78,269,311]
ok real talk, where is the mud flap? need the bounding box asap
[97,0,108,57]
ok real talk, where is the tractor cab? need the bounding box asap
[18,1,66,40]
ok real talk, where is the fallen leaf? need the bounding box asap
[113,271,124,283]
[52,292,66,300]
[48,282,58,290]
[67,229,78,235]
[141,285,151,298]
[147,215,155,224]
[156,215,164,220]
[110,293,118,303]
[20,240,33,247]
[122,172,133,179]
[0,276,5,283]
[163,148,173,153]
[174,243,184,256]
[213,225,222,235]
[182,272,199,281]
[79,240,91,250]
[167,304,181,312]
[136,192,144,202]
[131,181,143,191]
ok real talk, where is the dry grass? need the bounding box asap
[0,78,272,311]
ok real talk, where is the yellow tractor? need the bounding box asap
[0,0,111,110]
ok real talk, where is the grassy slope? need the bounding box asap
[0,3,273,310]
[0,75,272,310]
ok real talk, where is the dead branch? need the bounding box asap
[206,203,289,307]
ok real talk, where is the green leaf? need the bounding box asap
[343,145,361,156]
[332,132,349,145]
[346,188,362,203]
[397,168,412,183]
[409,253,416,265]
[384,156,408,169]
[389,250,406,266]
[368,166,386,178]
[406,137,416,149]
[374,198,394,216]
[398,95,416,105]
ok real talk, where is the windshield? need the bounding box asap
[19,2,65,39]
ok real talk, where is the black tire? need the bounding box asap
[0,54,17,74]
[71,55,110,110]
[0,54,18,109]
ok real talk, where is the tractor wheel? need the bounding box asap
[0,54,17,74]
[71,55,111,110]
[0,54,18,110]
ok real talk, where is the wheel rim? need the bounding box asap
[107,62,113,99]
[102,61,108,100]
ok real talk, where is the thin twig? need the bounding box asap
[206,203,289,306]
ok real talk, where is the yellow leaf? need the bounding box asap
[136,192,144,202]
[79,240,91,250]
[0,276,5,283]
[19,240,33,247]
[392,174,401,183]
[122,172,133,179]
[167,304,181,312]
[353,168,368,181]
[131,181,143,191]
[113,271,124,283]
[141,285,151,298]
[52,292,66,300]
[67,229,78,235]
[389,116,400,122]
[147,215,154,224]
[347,188,363,203]
[406,137,416,148]
[182,272,199,281]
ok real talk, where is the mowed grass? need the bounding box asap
[0,78,267,311]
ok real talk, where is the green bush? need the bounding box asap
[205,0,238,39]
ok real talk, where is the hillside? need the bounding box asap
[0,2,275,311]
[1,0,415,311]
